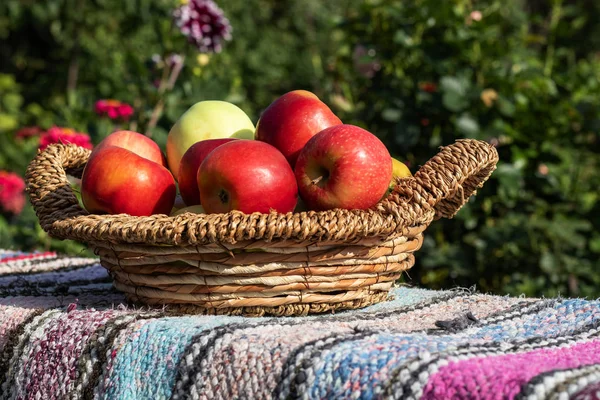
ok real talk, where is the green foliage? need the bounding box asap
[0,0,599,297]
[330,0,600,297]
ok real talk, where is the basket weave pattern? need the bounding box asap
[25,139,498,316]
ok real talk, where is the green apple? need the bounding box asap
[389,157,412,189]
[166,101,255,180]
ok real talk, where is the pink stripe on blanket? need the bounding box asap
[422,339,600,400]
[572,380,600,400]
[13,308,123,399]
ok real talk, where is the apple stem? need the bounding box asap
[311,175,324,185]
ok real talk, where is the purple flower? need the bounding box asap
[173,0,232,53]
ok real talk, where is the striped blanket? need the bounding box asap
[1,249,600,399]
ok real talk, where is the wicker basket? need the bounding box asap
[25,139,498,316]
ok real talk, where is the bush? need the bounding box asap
[326,0,600,297]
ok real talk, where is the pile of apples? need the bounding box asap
[80,90,412,217]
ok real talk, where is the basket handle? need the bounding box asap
[25,144,90,234]
[392,139,499,220]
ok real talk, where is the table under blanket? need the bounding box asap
[1,249,599,400]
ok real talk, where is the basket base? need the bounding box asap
[127,290,392,317]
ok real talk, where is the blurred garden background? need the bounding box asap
[1,0,599,298]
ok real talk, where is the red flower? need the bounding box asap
[419,82,438,93]
[420,118,430,126]
[15,126,44,140]
[0,171,26,216]
[95,99,135,121]
[117,103,134,119]
[39,127,93,151]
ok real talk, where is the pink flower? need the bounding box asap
[95,99,135,121]
[470,11,483,21]
[0,171,26,216]
[14,126,44,140]
[117,103,134,120]
[39,126,93,151]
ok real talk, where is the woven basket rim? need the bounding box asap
[25,139,499,247]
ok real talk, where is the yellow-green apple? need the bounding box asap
[294,124,392,211]
[198,140,298,214]
[94,130,167,167]
[389,157,412,189]
[171,205,206,216]
[178,138,237,206]
[81,146,176,216]
[167,101,254,180]
[255,90,342,168]
[170,194,187,215]
[173,194,186,210]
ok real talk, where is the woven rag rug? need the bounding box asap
[2,249,600,400]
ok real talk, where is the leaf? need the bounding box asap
[0,74,16,90]
[497,96,516,117]
[0,113,18,132]
[393,123,420,148]
[440,76,465,94]
[443,92,469,112]
[393,30,414,46]
[540,251,558,274]
[382,108,402,122]
[440,76,470,112]
[590,236,600,254]
[455,114,480,135]
[515,92,529,107]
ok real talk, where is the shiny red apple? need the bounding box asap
[294,124,392,211]
[178,138,237,206]
[255,90,342,168]
[81,146,176,216]
[198,140,298,214]
[94,130,167,167]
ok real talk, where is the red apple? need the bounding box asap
[198,140,298,214]
[81,146,176,216]
[94,130,167,167]
[178,138,237,206]
[294,124,392,211]
[255,90,342,168]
